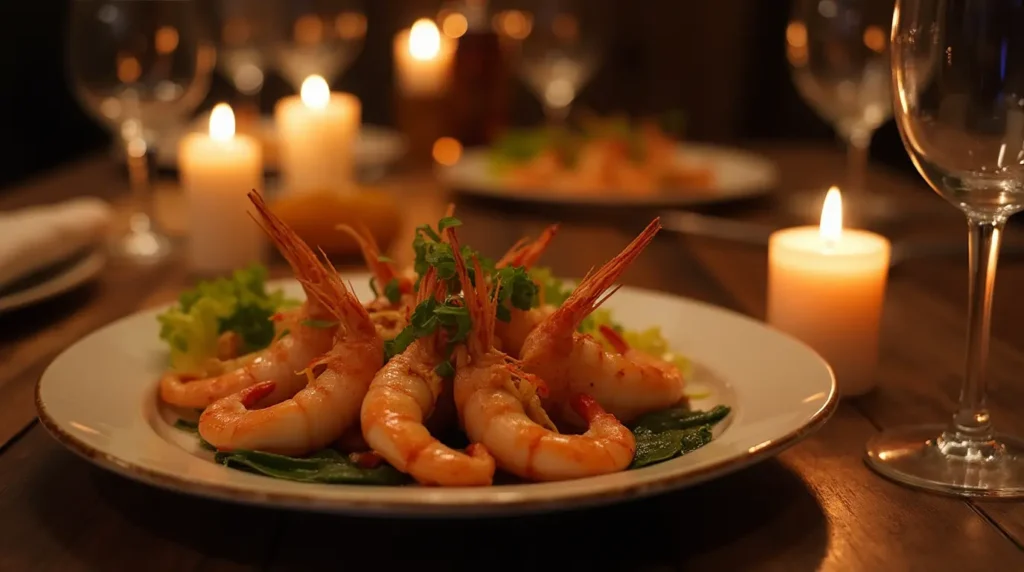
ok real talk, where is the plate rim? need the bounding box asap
[439,143,780,208]
[0,249,105,314]
[35,278,838,517]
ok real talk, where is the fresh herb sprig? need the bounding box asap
[385,216,541,375]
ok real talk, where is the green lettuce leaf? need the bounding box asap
[157,264,295,376]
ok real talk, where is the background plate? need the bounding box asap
[439,144,779,207]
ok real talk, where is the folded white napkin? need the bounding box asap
[0,198,113,291]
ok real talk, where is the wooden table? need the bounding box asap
[1,144,1022,571]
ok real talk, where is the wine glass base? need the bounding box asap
[109,229,173,265]
[865,425,1024,499]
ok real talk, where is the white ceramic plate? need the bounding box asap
[439,144,780,207]
[145,117,407,174]
[37,274,836,517]
[0,250,105,314]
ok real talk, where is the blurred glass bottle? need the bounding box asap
[445,0,509,147]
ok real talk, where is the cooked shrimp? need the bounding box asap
[159,193,341,410]
[493,224,559,357]
[337,222,414,311]
[449,228,635,482]
[519,218,684,426]
[360,266,495,486]
[199,207,383,455]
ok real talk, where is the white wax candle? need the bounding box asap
[767,187,891,396]
[274,75,361,195]
[179,103,264,274]
[393,19,456,97]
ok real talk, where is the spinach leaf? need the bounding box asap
[630,425,713,469]
[631,404,731,435]
[215,449,409,486]
[174,418,216,451]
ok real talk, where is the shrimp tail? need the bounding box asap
[548,218,661,332]
[239,380,277,408]
[336,223,402,292]
[571,393,609,423]
[247,191,375,340]
[597,324,630,354]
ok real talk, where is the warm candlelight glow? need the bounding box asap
[409,19,442,60]
[819,186,843,245]
[432,137,463,166]
[442,12,468,38]
[209,103,235,142]
[300,75,330,110]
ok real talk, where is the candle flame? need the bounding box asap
[300,75,330,110]
[819,186,843,245]
[409,18,442,60]
[209,103,235,141]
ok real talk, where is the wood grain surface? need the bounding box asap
[1,146,1021,570]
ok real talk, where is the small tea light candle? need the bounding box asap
[767,187,891,396]
[178,103,264,274]
[274,75,361,194]
[394,18,456,97]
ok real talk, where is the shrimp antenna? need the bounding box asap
[551,218,661,332]
[247,191,375,340]
[446,226,493,359]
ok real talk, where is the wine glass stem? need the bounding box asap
[950,216,1005,445]
[846,130,871,194]
[125,138,157,234]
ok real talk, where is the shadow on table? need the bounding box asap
[30,452,829,571]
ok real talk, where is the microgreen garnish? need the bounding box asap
[300,319,339,329]
[377,254,394,263]
[383,278,403,305]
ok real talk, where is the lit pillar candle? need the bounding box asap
[178,103,264,274]
[767,187,891,396]
[393,18,456,97]
[274,75,361,194]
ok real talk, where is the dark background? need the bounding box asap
[0,0,913,190]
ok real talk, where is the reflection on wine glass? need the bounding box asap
[212,0,273,110]
[787,0,896,222]
[865,0,1024,498]
[268,0,367,92]
[69,0,214,263]
[495,0,601,124]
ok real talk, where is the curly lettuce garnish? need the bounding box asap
[528,266,692,376]
[157,264,296,376]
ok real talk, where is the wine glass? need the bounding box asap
[866,0,1024,497]
[212,0,274,114]
[267,0,367,92]
[496,0,602,124]
[787,0,897,224]
[69,0,214,263]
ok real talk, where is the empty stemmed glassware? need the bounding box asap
[787,0,900,226]
[69,0,214,263]
[497,0,602,124]
[865,0,1024,498]
[267,0,367,92]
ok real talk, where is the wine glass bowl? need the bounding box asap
[212,0,275,101]
[268,0,367,92]
[787,0,902,228]
[495,0,602,123]
[69,0,213,263]
[865,0,1024,498]
[788,0,894,149]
